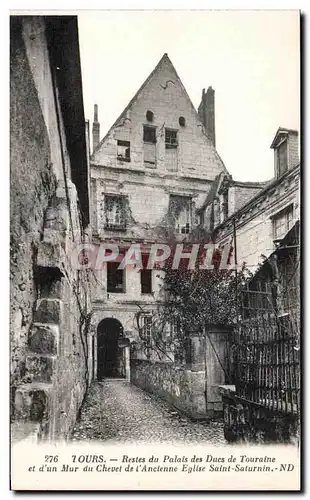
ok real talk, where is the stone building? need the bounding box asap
[90,53,229,380]
[10,15,93,441]
[199,127,300,271]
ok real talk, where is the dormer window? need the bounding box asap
[270,128,299,179]
[276,139,288,178]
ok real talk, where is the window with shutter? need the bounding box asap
[272,205,294,241]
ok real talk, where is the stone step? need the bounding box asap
[25,352,56,383]
[34,298,62,324]
[28,323,59,355]
[11,421,41,444]
[14,382,53,422]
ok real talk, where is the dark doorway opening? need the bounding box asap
[97,318,126,380]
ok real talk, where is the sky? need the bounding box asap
[78,10,300,182]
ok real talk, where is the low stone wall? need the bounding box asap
[130,359,206,419]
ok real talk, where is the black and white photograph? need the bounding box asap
[9,8,301,491]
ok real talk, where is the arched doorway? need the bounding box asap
[97,318,128,380]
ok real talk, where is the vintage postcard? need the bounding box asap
[10,9,301,491]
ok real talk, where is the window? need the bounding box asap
[272,205,294,241]
[117,140,130,162]
[167,318,180,339]
[143,126,156,166]
[179,116,186,127]
[146,110,154,122]
[141,269,152,294]
[276,140,288,178]
[104,195,126,230]
[222,191,229,220]
[107,262,125,293]
[143,125,156,144]
[165,129,178,149]
[141,314,152,339]
[141,313,153,359]
[169,196,192,234]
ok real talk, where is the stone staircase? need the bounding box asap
[13,300,61,442]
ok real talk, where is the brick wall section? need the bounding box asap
[230,185,264,215]
[288,133,299,169]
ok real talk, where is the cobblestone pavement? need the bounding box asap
[71,380,226,444]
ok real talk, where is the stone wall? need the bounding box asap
[130,359,206,419]
[131,329,232,419]
[10,17,92,441]
[10,16,57,407]
[13,180,93,441]
[228,184,264,216]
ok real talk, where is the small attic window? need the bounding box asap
[179,116,186,127]
[143,125,156,144]
[117,140,131,162]
[165,129,178,149]
[146,110,154,122]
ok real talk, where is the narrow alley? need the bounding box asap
[71,380,226,444]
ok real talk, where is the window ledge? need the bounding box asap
[117,156,131,163]
[104,225,127,232]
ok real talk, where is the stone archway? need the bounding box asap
[97,318,129,380]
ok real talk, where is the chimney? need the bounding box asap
[198,86,216,147]
[92,104,100,152]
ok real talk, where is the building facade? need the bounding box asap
[89,55,300,423]
[200,127,300,271]
[90,54,229,379]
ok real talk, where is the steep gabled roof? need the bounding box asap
[197,172,226,213]
[91,53,228,174]
[270,127,298,149]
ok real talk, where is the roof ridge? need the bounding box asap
[91,53,229,175]
[91,53,170,157]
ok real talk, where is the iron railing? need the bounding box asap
[232,261,300,416]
